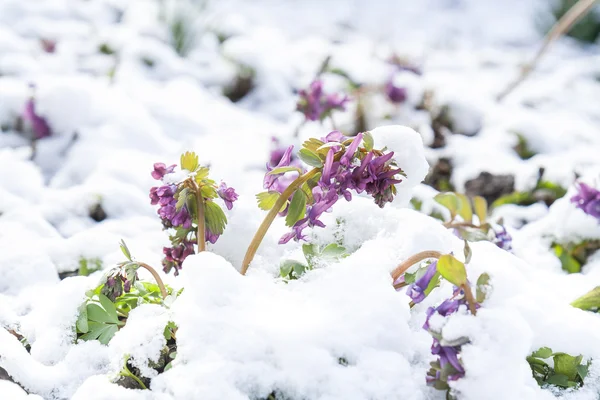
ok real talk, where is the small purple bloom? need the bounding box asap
[492,225,512,251]
[22,97,51,140]
[385,77,407,104]
[163,240,195,275]
[406,261,438,304]
[151,163,176,180]
[297,80,349,122]
[217,182,238,210]
[264,145,295,191]
[571,182,600,220]
[40,39,56,53]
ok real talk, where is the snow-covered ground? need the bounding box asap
[2,0,600,399]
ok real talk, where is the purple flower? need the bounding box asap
[22,97,51,140]
[264,145,295,191]
[150,184,192,229]
[492,225,512,251]
[297,80,349,122]
[40,39,56,53]
[151,163,176,180]
[163,240,195,275]
[406,261,438,304]
[279,134,404,243]
[571,182,600,220]
[218,182,238,210]
[385,77,407,104]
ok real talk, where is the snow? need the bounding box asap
[1,0,600,399]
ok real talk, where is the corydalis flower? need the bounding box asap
[297,80,349,122]
[571,182,600,220]
[218,183,238,210]
[385,76,407,104]
[22,88,51,140]
[102,265,138,302]
[280,132,405,243]
[424,286,478,390]
[149,184,192,229]
[492,225,512,251]
[163,240,195,275]
[406,261,437,303]
[152,163,176,180]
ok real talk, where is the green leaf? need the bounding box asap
[293,262,306,277]
[97,324,119,345]
[195,167,209,181]
[317,142,345,152]
[463,240,472,264]
[436,254,467,287]
[87,303,118,324]
[363,131,374,151]
[99,294,119,320]
[456,193,473,223]
[280,260,306,278]
[553,353,582,381]
[553,244,581,274]
[531,347,553,359]
[120,240,132,261]
[492,192,534,208]
[76,304,89,333]
[204,201,227,236]
[545,374,570,388]
[256,191,280,211]
[577,364,589,380]
[571,286,600,311]
[476,273,490,303]
[298,148,323,168]
[473,196,487,223]
[175,187,189,211]
[455,227,489,242]
[434,192,460,219]
[302,243,318,265]
[180,151,198,172]
[268,166,302,175]
[300,182,314,204]
[320,243,347,259]
[285,190,307,227]
[423,271,441,297]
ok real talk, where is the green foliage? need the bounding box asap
[279,243,349,280]
[492,181,566,208]
[285,190,307,227]
[98,43,115,55]
[204,200,227,236]
[436,255,467,287]
[513,133,536,160]
[298,148,323,168]
[77,294,124,344]
[256,191,281,211]
[180,151,199,172]
[77,281,173,345]
[475,273,491,303]
[552,240,600,274]
[78,257,102,276]
[571,286,600,312]
[434,192,460,219]
[527,347,588,389]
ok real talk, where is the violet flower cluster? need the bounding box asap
[296,80,349,122]
[385,77,407,104]
[268,131,405,244]
[405,261,437,303]
[150,158,238,274]
[102,264,138,302]
[424,286,478,390]
[21,85,51,140]
[571,182,600,220]
[492,225,512,251]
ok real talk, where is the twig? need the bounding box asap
[390,250,443,282]
[241,168,320,275]
[137,262,168,299]
[497,0,598,101]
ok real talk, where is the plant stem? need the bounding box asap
[497,0,597,101]
[443,222,480,229]
[390,250,443,282]
[121,363,147,390]
[137,262,168,299]
[190,179,206,252]
[241,168,320,275]
[462,283,478,316]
